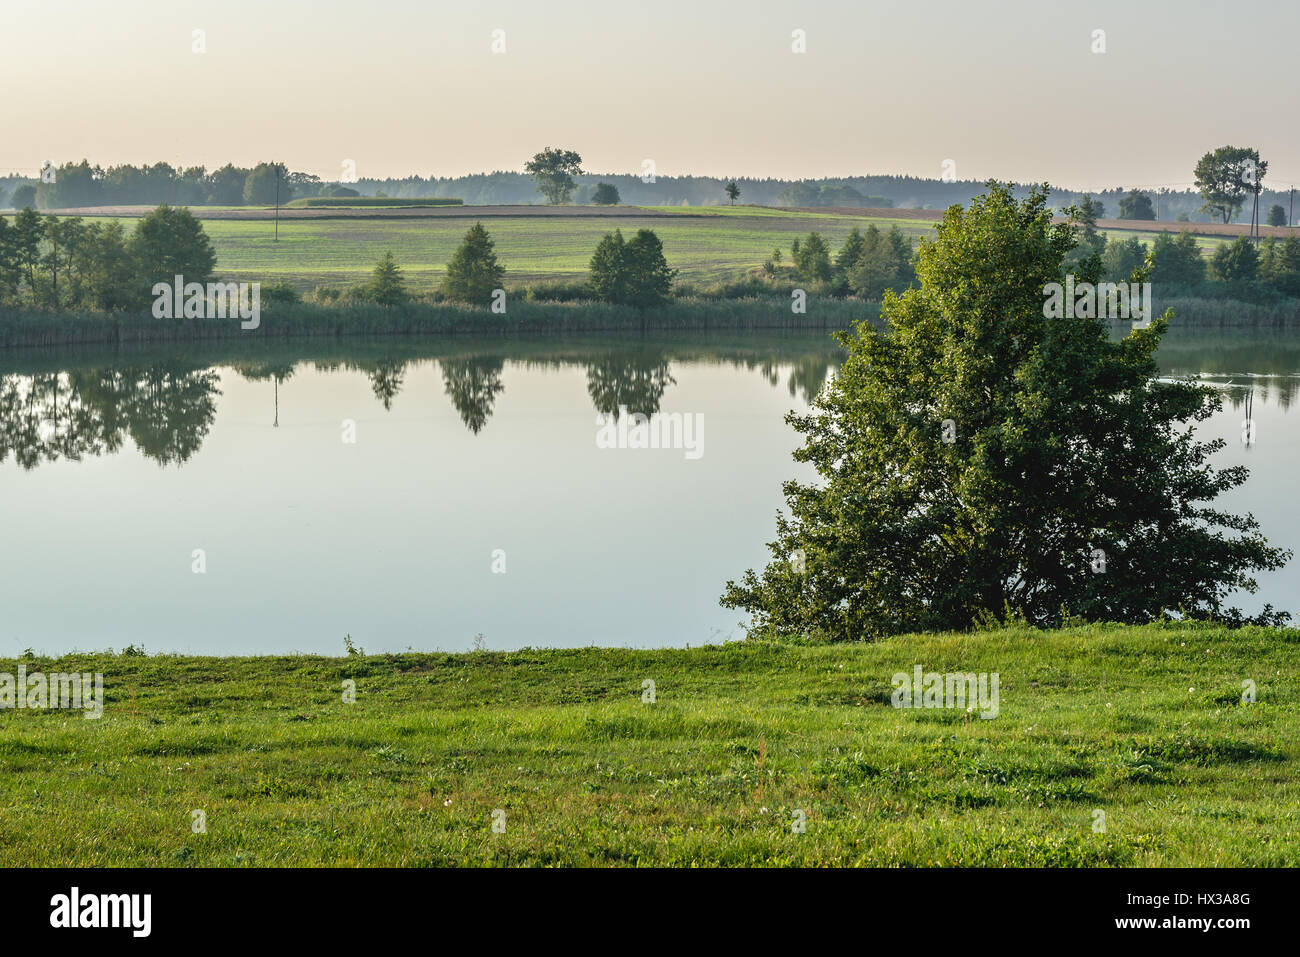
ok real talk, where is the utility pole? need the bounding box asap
[1291,186,1295,228]
[274,166,280,242]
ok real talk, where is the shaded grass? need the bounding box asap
[1,621,1297,866]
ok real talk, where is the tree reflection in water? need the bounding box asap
[0,340,847,465]
[0,364,220,468]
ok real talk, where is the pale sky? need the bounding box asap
[4,0,1297,188]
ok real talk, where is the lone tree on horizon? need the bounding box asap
[722,182,1290,641]
[525,147,583,204]
[591,182,620,205]
[725,180,740,205]
[1195,145,1266,225]
[1118,189,1155,221]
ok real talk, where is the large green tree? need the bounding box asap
[1210,237,1260,282]
[591,182,620,205]
[128,204,217,291]
[363,251,408,305]
[441,222,505,303]
[588,228,676,307]
[1117,190,1155,221]
[524,147,583,204]
[1149,231,1206,285]
[721,183,1289,640]
[1194,146,1266,224]
[243,162,292,205]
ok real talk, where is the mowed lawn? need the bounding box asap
[0,621,1296,866]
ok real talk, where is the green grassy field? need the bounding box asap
[95,207,937,291]
[80,205,1236,294]
[2,621,1295,866]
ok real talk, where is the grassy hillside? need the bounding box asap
[1,621,1296,866]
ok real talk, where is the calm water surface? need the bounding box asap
[1,329,1296,654]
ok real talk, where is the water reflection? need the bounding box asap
[442,357,505,434]
[585,353,676,417]
[0,336,846,467]
[4,327,1294,471]
[0,365,220,468]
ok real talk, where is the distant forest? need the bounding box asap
[1,161,1292,224]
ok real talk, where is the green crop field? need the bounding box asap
[87,205,1233,294]
[95,207,937,292]
[1,621,1295,867]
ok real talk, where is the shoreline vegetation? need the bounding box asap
[6,294,1300,352]
[3,621,1297,867]
[8,187,1300,351]
[0,297,872,350]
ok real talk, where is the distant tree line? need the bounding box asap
[1,160,349,209]
[4,151,1296,223]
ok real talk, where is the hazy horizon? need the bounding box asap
[5,0,1299,190]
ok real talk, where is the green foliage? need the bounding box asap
[1267,204,1288,228]
[1211,237,1260,282]
[1067,196,1107,263]
[0,206,219,311]
[846,225,915,298]
[777,181,888,208]
[725,180,741,205]
[9,184,36,209]
[129,204,217,289]
[1102,235,1148,282]
[524,147,584,204]
[1194,146,1266,224]
[1259,236,1300,296]
[1149,232,1206,285]
[1118,190,1156,221]
[588,228,677,307]
[792,232,833,284]
[441,222,505,304]
[362,251,408,305]
[721,183,1290,641]
[835,228,865,273]
[261,281,300,304]
[591,183,621,206]
[243,163,292,205]
[588,229,628,303]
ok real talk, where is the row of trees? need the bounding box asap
[7,160,322,210]
[770,225,916,299]
[0,206,217,310]
[1092,229,1300,292]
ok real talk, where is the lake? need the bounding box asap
[1,328,1296,655]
